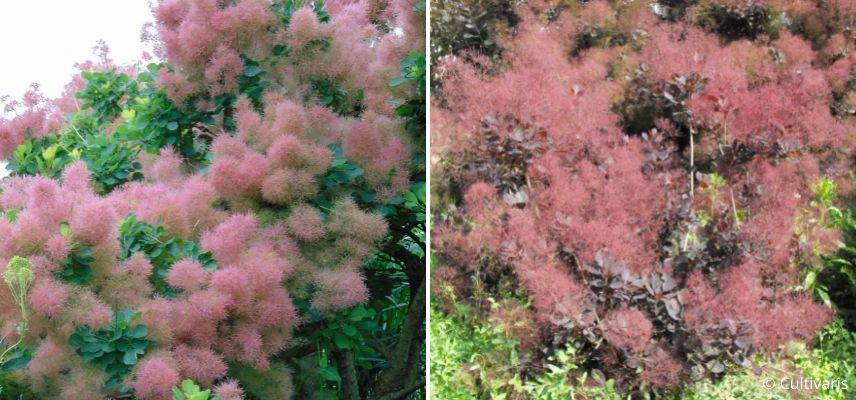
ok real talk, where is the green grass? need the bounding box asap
[430,295,523,400]
[680,319,854,400]
[429,287,625,400]
[430,285,856,400]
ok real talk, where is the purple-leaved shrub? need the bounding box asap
[433,0,852,391]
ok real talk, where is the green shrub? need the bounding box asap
[171,379,218,400]
[429,293,522,399]
[432,278,856,400]
[430,286,625,400]
[790,320,856,400]
[0,257,35,398]
[228,361,294,400]
[117,215,217,296]
[68,309,152,390]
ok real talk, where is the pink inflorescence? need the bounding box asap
[432,0,850,390]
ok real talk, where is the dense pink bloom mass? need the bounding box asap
[213,380,245,400]
[601,307,653,353]
[29,279,70,317]
[132,354,181,400]
[0,0,423,398]
[433,0,851,390]
[0,86,64,159]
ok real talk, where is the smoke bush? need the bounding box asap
[0,0,422,398]
[433,0,852,392]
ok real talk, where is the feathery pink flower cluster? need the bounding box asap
[433,9,672,324]
[0,0,423,398]
[210,91,410,206]
[0,86,63,158]
[601,307,654,353]
[152,0,281,104]
[637,23,850,150]
[433,0,851,389]
[0,117,391,400]
[151,0,424,117]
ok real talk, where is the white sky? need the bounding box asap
[0,1,154,178]
[0,0,154,101]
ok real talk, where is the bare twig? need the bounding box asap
[689,126,695,199]
[682,127,696,252]
[730,188,740,226]
[374,379,426,400]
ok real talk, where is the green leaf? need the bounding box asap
[349,307,368,321]
[804,270,817,288]
[81,351,101,363]
[122,351,138,365]
[389,76,407,87]
[182,379,201,395]
[42,144,59,163]
[403,191,418,205]
[130,324,149,338]
[121,108,136,121]
[82,342,103,353]
[818,290,832,307]
[333,333,351,349]
[188,391,211,400]
[343,325,359,337]
[60,222,72,238]
[244,65,263,77]
[319,366,341,384]
[359,190,376,203]
[132,339,149,352]
[395,104,413,116]
[0,348,32,372]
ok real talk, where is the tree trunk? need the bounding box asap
[334,347,361,400]
[371,279,426,399]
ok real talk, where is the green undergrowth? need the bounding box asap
[430,285,625,400]
[430,284,855,400]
